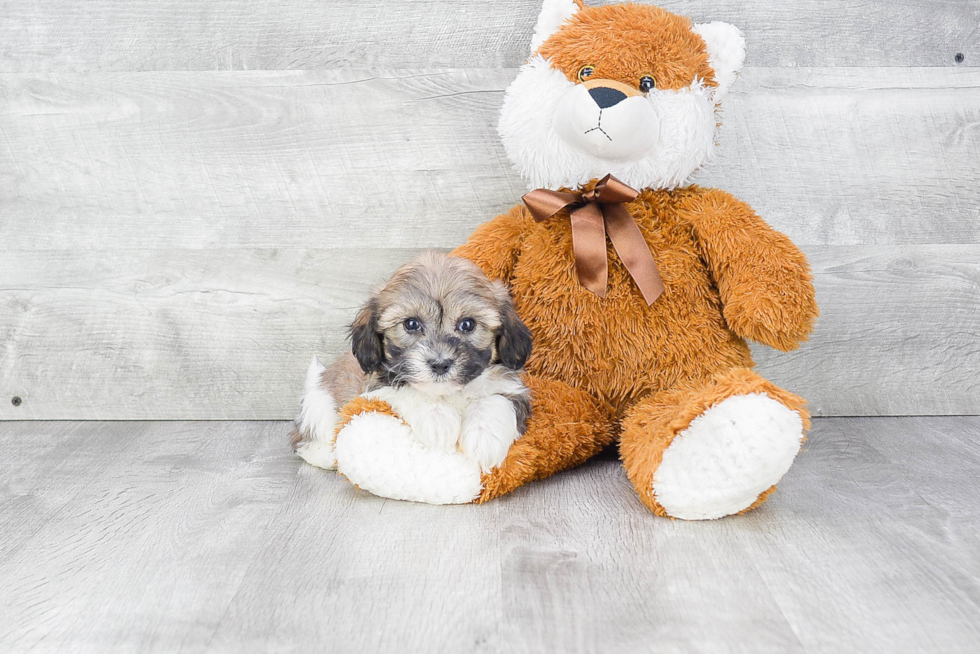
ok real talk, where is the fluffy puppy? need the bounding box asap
[290,252,533,473]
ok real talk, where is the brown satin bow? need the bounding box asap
[522,174,664,305]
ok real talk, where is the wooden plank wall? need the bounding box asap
[1,1,978,419]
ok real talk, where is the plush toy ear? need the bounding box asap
[349,298,384,374]
[530,0,583,54]
[692,22,746,101]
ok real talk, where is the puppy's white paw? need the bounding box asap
[460,395,521,473]
[295,440,337,470]
[367,388,462,453]
[653,393,804,520]
[335,412,482,504]
[406,399,462,452]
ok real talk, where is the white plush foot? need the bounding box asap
[334,412,483,505]
[652,393,804,520]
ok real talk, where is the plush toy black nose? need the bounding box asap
[588,86,627,109]
[428,359,453,375]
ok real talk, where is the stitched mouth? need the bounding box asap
[583,109,613,141]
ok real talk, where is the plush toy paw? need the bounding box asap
[722,289,817,352]
[334,412,483,505]
[652,393,804,520]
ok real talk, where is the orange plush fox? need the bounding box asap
[323,1,818,520]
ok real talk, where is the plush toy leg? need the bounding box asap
[332,377,614,505]
[477,375,615,502]
[620,368,809,520]
[333,397,485,504]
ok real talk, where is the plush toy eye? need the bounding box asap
[457,318,476,333]
[403,318,422,333]
[577,65,596,82]
[639,75,656,92]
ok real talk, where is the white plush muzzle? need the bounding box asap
[511,1,746,190]
[499,57,718,191]
[553,84,659,162]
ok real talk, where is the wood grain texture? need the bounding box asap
[2,15,978,419]
[1,245,977,420]
[0,248,414,420]
[2,67,979,251]
[739,416,980,652]
[0,421,297,650]
[755,244,980,417]
[1,418,978,652]
[0,0,977,71]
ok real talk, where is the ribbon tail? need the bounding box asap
[603,204,664,305]
[569,204,609,298]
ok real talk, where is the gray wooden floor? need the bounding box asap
[1,417,979,653]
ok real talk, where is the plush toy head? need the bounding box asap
[499,0,745,191]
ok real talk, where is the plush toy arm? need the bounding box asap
[684,188,818,351]
[451,204,531,283]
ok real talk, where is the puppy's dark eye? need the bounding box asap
[456,318,476,333]
[578,65,596,82]
[639,75,656,93]
[403,318,422,333]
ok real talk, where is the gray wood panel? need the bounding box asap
[1,418,978,652]
[1,245,977,420]
[0,248,413,421]
[0,1,976,71]
[2,67,979,252]
[755,244,980,417]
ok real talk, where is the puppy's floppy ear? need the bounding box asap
[494,289,533,370]
[349,297,384,374]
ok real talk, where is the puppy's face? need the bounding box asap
[350,253,532,395]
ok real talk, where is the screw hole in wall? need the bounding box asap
[955,53,965,63]
[11,396,22,407]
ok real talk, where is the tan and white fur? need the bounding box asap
[291,252,533,482]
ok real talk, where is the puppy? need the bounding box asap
[290,252,533,473]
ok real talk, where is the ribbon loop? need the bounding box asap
[521,174,664,305]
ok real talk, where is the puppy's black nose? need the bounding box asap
[428,359,453,375]
[588,86,627,109]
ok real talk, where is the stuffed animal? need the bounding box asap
[326,0,817,519]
